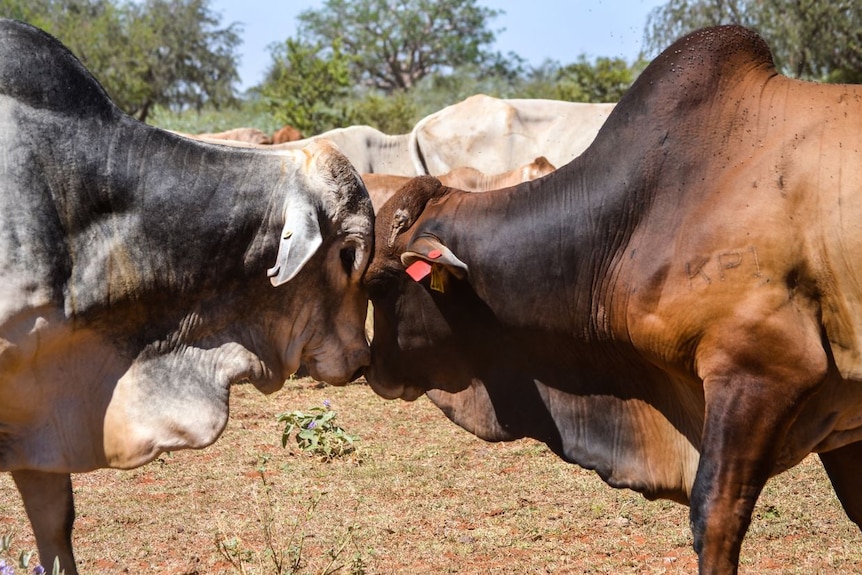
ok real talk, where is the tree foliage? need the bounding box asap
[121,0,241,122]
[645,0,862,82]
[349,91,419,135]
[552,56,647,103]
[258,38,354,136]
[296,0,505,93]
[0,0,241,122]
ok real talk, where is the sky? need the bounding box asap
[209,1,667,91]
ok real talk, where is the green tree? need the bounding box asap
[258,38,354,136]
[349,91,419,135]
[119,0,241,122]
[296,0,505,93]
[553,56,646,103]
[394,66,502,121]
[511,57,644,103]
[645,0,862,82]
[0,0,241,122]
[0,0,126,84]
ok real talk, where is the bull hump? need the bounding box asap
[0,19,115,118]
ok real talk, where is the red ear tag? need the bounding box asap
[406,260,432,282]
[427,249,443,259]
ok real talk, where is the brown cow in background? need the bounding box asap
[193,127,272,144]
[272,124,304,144]
[362,156,556,212]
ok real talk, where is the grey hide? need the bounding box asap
[0,19,374,574]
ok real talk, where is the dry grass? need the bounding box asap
[2,378,861,574]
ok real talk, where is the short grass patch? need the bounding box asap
[1,377,861,573]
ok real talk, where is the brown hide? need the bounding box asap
[194,127,272,144]
[441,156,556,190]
[362,156,556,212]
[363,25,862,575]
[272,124,304,144]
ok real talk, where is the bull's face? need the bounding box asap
[363,177,482,400]
[282,226,372,386]
[268,140,374,386]
[362,176,561,444]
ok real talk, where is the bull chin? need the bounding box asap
[365,370,424,401]
[301,359,352,387]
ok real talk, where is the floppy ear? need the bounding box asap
[267,199,323,287]
[401,235,469,288]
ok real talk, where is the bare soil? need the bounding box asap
[2,378,861,574]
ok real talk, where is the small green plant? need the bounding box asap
[0,532,55,574]
[760,504,781,520]
[277,401,359,461]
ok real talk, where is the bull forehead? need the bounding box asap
[301,140,374,236]
[268,146,373,271]
[371,176,448,253]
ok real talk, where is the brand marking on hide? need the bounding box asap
[687,246,762,289]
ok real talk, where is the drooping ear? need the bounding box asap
[401,235,469,284]
[267,198,323,287]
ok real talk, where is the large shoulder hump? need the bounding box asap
[632,25,775,103]
[0,18,117,119]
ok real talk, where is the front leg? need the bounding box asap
[11,470,77,575]
[692,305,827,574]
[690,410,774,575]
[819,440,862,527]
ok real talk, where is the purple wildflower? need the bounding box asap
[307,420,317,430]
[323,400,331,409]
[32,566,45,575]
[0,559,14,575]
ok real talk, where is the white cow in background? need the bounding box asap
[189,124,416,176]
[183,95,615,180]
[409,94,615,175]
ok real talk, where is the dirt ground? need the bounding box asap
[1,378,861,574]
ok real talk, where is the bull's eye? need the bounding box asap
[340,246,356,275]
